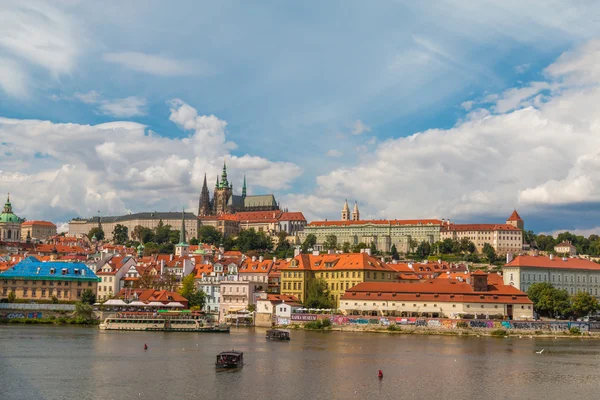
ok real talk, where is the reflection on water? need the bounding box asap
[1,326,600,400]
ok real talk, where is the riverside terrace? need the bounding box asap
[0,256,99,302]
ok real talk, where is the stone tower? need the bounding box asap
[213,161,233,215]
[341,199,350,221]
[506,210,524,230]
[352,201,360,221]
[198,173,212,216]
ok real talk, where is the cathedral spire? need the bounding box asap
[198,173,212,216]
[242,175,247,198]
[179,208,186,244]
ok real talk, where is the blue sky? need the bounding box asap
[2,1,600,234]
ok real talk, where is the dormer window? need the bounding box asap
[50,268,55,275]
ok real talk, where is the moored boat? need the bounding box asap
[215,351,244,369]
[266,329,290,341]
[99,311,229,333]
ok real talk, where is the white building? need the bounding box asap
[554,241,577,256]
[503,255,600,298]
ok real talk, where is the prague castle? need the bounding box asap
[198,161,279,216]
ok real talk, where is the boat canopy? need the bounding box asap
[165,302,185,308]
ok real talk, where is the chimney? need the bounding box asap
[170,254,173,261]
[252,256,257,262]
[471,272,488,292]
[549,254,554,261]
[364,248,371,256]
[160,260,165,275]
[294,247,301,257]
[327,250,333,255]
[259,255,264,262]
[562,257,568,261]
[506,252,514,263]
[273,257,277,263]
[312,250,320,256]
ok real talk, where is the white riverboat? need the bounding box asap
[99,311,230,333]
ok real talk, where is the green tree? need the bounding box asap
[301,234,317,253]
[158,243,174,254]
[390,244,400,260]
[275,232,292,258]
[187,290,206,310]
[7,291,16,303]
[527,283,571,318]
[369,241,378,255]
[304,278,334,309]
[169,230,181,244]
[236,228,273,252]
[189,237,199,246]
[112,224,128,245]
[178,274,196,299]
[408,238,418,253]
[416,241,431,258]
[87,227,105,241]
[198,226,223,245]
[131,225,145,241]
[143,242,159,256]
[342,242,351,253]
[439,238,455,254]
[482,243,497,263]
[140,227,155,244]
[74,302,94,321]
[323,235,338,251]
[137,269,157,289]
[351,242,368,253]
[466,241,476,254]
[81,288,96,305]
[154,220,172,244]
[571,291,600,318]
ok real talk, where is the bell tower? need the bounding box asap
[341,199,350,221]
[213,161,233,215]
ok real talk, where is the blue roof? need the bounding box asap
[0,256,100,281]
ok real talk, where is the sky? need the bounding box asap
[2,0,600,235]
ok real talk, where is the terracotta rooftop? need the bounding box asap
[505,255,600,271]
[507,210,523,221]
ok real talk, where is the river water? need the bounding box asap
[1,326,599,400]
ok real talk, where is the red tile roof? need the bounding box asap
[442,224,520,232]
[507,210,523,221]
[342,280,531,304]
[21,220,57,227]
[505,255,600,271]
[308,219,442,227]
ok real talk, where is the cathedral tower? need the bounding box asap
[213,161,233,215]
[198,173,212,216]
[341,199,350,221]
[352,201,360,221]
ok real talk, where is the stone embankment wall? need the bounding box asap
[0,303,76,319]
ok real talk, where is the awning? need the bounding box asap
[128,301,147,306]
[146,301,165,307]
[165,302,185,308]
[103,299,127,306]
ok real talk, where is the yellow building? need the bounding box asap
[279,252,398,306]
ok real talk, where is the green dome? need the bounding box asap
[0,212,21,223]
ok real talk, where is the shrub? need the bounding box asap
[304,319,332,330]
[51,296,59,304]
[491,329,507,337]
[387,324,401,332]
[569,327,581,335]
[321,318,332,328]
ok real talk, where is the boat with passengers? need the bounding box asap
[266,329,290,340]
[215,351,244,369]
[99,310,230,333]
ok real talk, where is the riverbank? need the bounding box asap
[283,323,600,339]
[0,317,99,326]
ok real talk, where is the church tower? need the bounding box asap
[341,199,350,221]
[198,173,212,216]
[352,201,360,221]
[175,209,189,257]
[506,210,524,230]
[213,161,233,215]
[242,175,247,199]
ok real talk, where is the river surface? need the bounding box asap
[1,326,600,400]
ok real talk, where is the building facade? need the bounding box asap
[503,255,600,298]
[0,257,99,301]
[300,217,443,253]
[340,274,533,320]
[20,221,57,242]
[0,194,23,242]
[280,252,398,306]
[554,241,577,256]
[68,212,199,241]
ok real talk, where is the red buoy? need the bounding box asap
[378,370,383,379]
[144,344,148,350]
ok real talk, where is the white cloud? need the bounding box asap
[461,100,474,111]
[515,63,531,74]
[98,96,147,118]
[327,149,343,158]
[351,119,371,135]
[103,52,204,76]
[366,137,377,145]
[542,227,600,238]
[290,39,600,222]
[74,90,101,104]
[0,100,301,222]
[0,58,27,97]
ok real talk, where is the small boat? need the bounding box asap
[266,329,290,341]
[215,351,244,369]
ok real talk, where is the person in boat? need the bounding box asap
[144,344,148,350]
[378,370,383,378]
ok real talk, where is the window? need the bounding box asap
[31,289,37,297]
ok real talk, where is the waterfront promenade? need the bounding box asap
[2,325,600,400]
